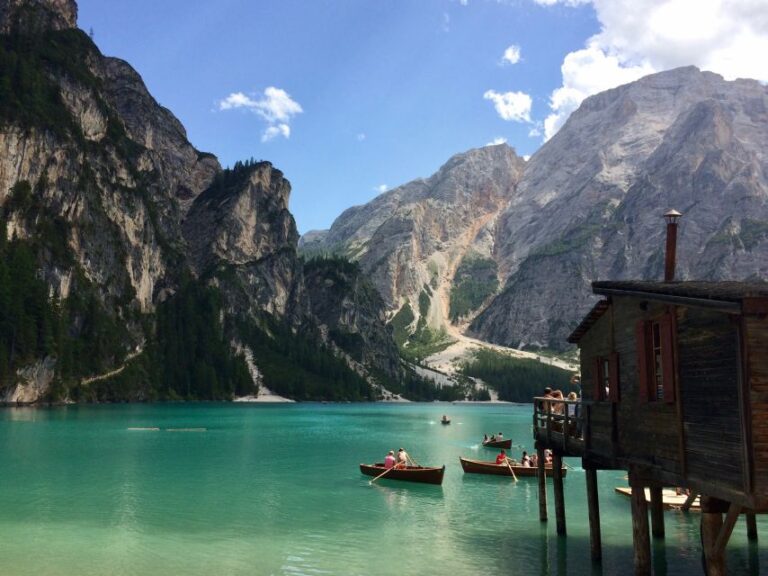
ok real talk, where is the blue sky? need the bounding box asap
[76,0,767,234]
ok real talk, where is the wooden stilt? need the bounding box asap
[746,513,758,542]
[585,467,602,561]
[649,486,665,538]
[553,452,566,535]
[629,471,651,576]
[537,445,547,522]
[682,492,698,512]
[701,510,725,576]
[700,496,730,576]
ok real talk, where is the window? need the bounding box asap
[592,352,619,402]
[636,312,676,403]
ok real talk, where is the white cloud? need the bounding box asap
[459,0,469,5]
[356,133,366,141]
[262,123,290,142]
[375,184,388,193]
[539,0,768,140]
[501,44,521,65]
[523,155,531,161]
[442,12,451,32]
[485,137,508,146]
[483,89,532,123]
[528,126,542,138]
[543,42,653,139]
[218,86,303,142]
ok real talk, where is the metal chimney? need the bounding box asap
[663,209,682,282]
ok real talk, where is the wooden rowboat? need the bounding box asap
[441,418,451,425]
[482,438,512,449]
[459,457,566,478]
[360,463,445,485]
[614,487,700,510]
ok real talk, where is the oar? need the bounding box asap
[369,466,394,485]
[505,457,518,482]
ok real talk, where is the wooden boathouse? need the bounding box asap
[533,211,767,575]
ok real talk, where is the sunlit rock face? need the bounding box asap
[308,67,768,351]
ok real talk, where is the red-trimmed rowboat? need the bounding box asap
[360,463,445,485]
[459,457,566,478]
[482,438,512,449]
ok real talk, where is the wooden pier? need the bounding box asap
[534,279,768,575]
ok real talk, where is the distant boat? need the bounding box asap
[614,487,700,510]
[459,457,565,478]
[360,463,445,485]
[482,437,512,449]
[441,415,451,425]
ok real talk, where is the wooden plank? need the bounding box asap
[586,468,602,560]
[714,502,741,558]
[682,492,699,512]
[746,512,758,541]
[650,486,665,538]
[702,509,726,576]
[553,452,566,535]
[629,471,651,576]
[537,445,547,522]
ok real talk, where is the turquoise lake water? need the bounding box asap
[1,403,764,575]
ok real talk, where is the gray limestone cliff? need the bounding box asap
[0,0,403,402]
[308,67,768,352]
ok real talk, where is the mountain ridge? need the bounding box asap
[305,66,768,352]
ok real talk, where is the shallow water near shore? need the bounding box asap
[1,403,765,575]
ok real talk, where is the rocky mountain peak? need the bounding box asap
[0,0,77,33]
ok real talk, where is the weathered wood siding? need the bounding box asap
[580,297,745,494]
[676,307,742,491]
[745,315,768,498]
[580,299,680,469]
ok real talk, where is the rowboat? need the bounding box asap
[614,487,700,510]
[360,463,445,485]
[459,457,566,478]
[441,418,451,425]
[482,437,512,449]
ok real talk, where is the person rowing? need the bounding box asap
[396,447,411,468]
[495,449,508,465]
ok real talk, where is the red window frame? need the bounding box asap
[635,312,676,403]
[592,352,620,403]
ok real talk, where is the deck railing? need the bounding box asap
[532,397,585,454]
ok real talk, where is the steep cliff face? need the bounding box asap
[472,67,768,349]
[184,161,305,320]
[305,145,526,337]
[0,0,76,33]
[0,0,404,402]
[309,67,768,353]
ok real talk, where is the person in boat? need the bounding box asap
[396,447,410,468]
[489,434,496,442]
[521,451,531,467]
[544,449,553,465]
[483,434,488,442]
[442,414,448,421]
[495,449,508,465]
[384,450,396,469]
[530,453,539,467]
[497,432,503,439]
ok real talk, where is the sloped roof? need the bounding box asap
[567,299,610,344]
[592,281,768,302]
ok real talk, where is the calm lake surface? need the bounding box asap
[1,403,764,575]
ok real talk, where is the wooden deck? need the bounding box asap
[532,397,585,457]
